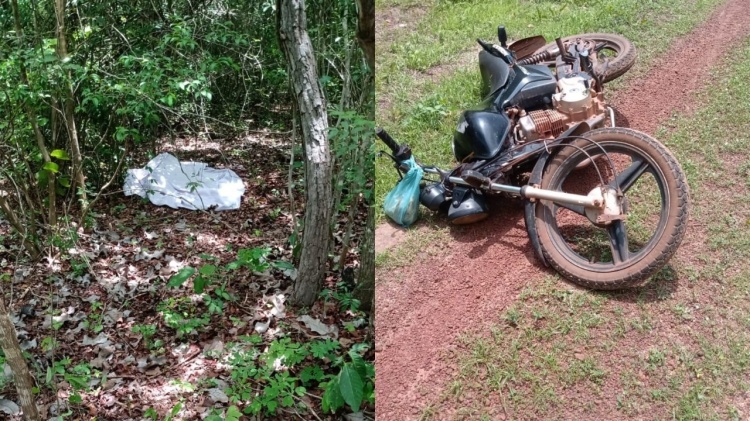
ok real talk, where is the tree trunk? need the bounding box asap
[55,0,88,205]
[337,192,361,270]
[354,0,375,314]
[354,204,374,313]
[0,195,40,259]
[0,297,40,420]
[11,0,57,227]
[355,0,375,70]
[278,0,333,306]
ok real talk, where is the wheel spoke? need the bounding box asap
[611,158,649,193]
[606,220,629,265]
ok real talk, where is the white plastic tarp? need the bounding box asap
[124,153,245,211]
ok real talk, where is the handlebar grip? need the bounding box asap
[497,26,507,47]
[376,127,400,154]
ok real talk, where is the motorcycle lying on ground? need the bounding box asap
[378,27,689,290]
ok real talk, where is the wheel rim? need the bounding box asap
[594,42,621,61]
[537,37,621,66]
[542,142,670,273]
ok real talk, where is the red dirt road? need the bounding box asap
[375,0,750,419]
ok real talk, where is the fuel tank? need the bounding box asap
[492,64,557,110]
[454,63,557,163]
[452,110,511,162]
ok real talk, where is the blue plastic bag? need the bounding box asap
[384,157,424,227]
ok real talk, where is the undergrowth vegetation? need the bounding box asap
[0,0,375,419]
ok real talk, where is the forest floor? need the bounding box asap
[375,0,750,419]
[0,132,372,420]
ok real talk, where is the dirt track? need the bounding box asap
[374,0,750,419]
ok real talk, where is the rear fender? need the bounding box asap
[508,35,547,60]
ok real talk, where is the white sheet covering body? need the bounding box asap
[124,153,245,210]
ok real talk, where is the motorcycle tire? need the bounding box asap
[534,127,689,289]
[531,33,636,83]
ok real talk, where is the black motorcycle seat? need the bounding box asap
[479,50,510,95]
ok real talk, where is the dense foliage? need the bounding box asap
[0,0,372,248]
[0,0,374,418]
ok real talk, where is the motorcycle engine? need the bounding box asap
[553,76,596,120]
[517,75,605,142]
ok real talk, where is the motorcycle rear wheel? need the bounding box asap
[531,33,636,83]
[534,128,689,289]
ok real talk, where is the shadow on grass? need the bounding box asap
[410,188,679,304]
[444,193,678,302]
[597,264,680,303]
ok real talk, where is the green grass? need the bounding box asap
[375,219,450,270]
[376,0,725,221]
[424,36,750,420]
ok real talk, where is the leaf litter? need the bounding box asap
[0,135,372,420]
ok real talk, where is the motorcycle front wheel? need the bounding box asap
[534,128,689,289]
[531,33,636,83]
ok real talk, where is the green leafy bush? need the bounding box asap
[217,335,373,416]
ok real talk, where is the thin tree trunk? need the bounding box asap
[329,8,353,241]
[353,0,375,313]
[355,0,375,70]
[336,124,369,270]
[55,0,88,206]
[11,0,57,227]
[337,193,361,270]
[288,93,298,242]
[0,195,40,259]
[0,297,40,420]
[278,0,333,306]
[354,204,374,313]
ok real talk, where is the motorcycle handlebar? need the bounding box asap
[376,127,400,154]
[376,127,413,162]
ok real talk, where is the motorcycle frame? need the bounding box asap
[421,164,603,209]
[384,36,623,213]
[377,31,641,268]
[415,106,618,211]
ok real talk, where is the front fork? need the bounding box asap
[426,167,614,210]
[425,165,626,267]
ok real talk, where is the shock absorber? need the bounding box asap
[517,50,554,65]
